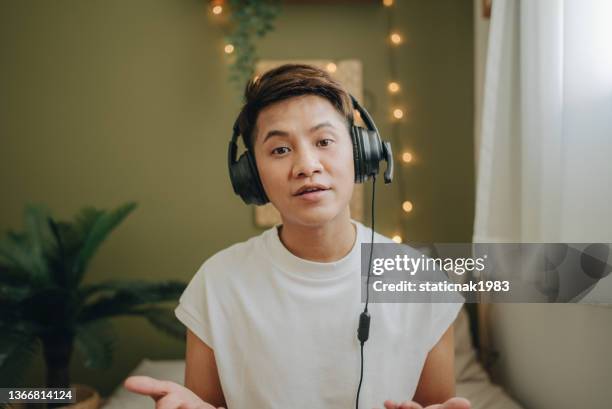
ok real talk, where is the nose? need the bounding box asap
[292,145,323,178]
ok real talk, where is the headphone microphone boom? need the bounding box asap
[227,93,394,409]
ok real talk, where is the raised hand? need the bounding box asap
[380,396,471,409]
[124,375,224,409]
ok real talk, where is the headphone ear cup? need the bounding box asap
[351,125,365,183]
[352,125,384,183]
[229,151,269,205]
[245,151,269,205]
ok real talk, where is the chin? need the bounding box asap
[280,204,348,227]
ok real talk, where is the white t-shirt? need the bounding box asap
[175,219,463,409]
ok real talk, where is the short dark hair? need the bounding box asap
[236,64,354,150]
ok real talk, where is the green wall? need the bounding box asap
[0,0,473,397]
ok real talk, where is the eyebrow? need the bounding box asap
[262,121,336,143]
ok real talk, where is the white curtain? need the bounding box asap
[473,2,612,408]
[474,0,612,299]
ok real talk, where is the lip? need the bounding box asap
[294,188,330,202]
[293,184,331,196]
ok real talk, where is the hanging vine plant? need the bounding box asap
[224,0,281,88]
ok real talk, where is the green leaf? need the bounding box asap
[0,263,30,287]
[73,207,105,239]
[0,333,39,386]
[225,0,280,87]
[0,204,65,288]
[136,307,186,340]
[74,320,115,369]
[0,282,31,303]
[0,230,46,285]
[46,221,87,287]
[72,202,137,283]
[79,280,186,322]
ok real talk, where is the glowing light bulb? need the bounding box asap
[383,0,394,6]
[402,201,413,213]
[402,151,413,163]
[388,82,400,93]
[326,62,337,73]
[390,32,402,45]
[224,44,234,54]
[212,5,223,15]
[393,108,404,119]
[392,235,402,243]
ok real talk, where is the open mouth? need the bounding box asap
[296,187,329,196]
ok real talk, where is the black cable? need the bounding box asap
[365,174,376,311]
[355,174,377,409]
[355,342,365,409]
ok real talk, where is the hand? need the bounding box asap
[379,397,471,409]
[124,375,224,409]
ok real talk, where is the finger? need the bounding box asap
[124,375,171,400]
[442,397,471,409]
[384,400,399,409]
[156,394,181,409]
[399,401,424,409]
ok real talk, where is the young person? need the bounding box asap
[125,64,470,409]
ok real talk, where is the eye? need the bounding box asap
[317,138,335,147]
[271,146,290,156]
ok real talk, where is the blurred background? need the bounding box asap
[1,1,610,409]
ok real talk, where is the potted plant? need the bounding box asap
[0,202,187,408]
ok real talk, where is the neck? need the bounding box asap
[277,208,356,263]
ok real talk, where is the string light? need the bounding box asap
[402,201,413,213]
[384,0,412,245]
[326,62,337,73]
[212,5,223,15]
[388,82,400,93]
[224,44,234,54]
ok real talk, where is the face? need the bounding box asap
[252,94,355,227]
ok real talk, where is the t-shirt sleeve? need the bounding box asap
[419,251,466,351]
[174,261,215,349]
[425,301,464,352]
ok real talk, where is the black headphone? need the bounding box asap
[227,94,394,205]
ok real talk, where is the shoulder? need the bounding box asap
[194,227,273,283]
[355,220,424,259]
[353,219,396,245]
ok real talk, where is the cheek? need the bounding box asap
[257,158,285,196]
[338,146,355,181]
[326,148,355,196]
